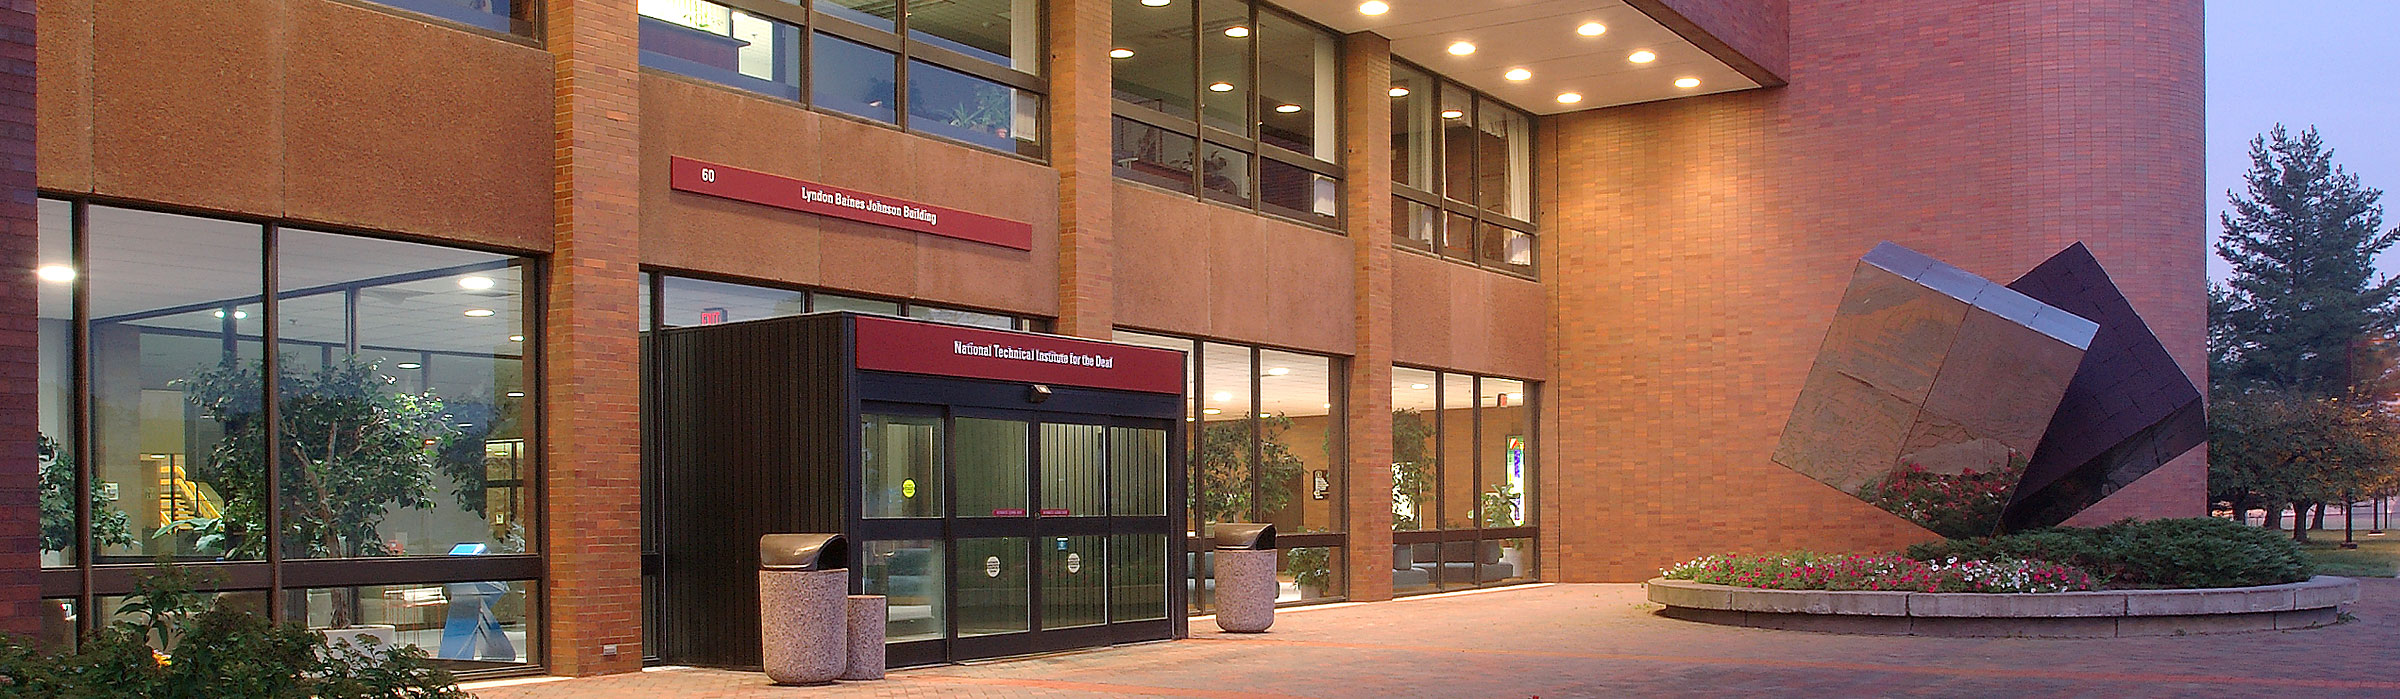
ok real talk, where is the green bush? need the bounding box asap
[1906,517,2309,589]
[0,563,468,698]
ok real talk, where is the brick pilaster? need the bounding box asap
[1049,0,1111,337]
[0,0,36,638]
[1339,31,1394,602]
[542,0,644,676]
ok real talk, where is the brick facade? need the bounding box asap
[1546,0,2207,581]
[0,0,35,639]
[1339,31,1396,602]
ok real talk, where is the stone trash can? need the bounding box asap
[759,534,849,685]
[1212,523,1278,633]
[841,595,887,680]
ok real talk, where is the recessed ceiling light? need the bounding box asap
[1141,0,1168,5]
[1410,383,1430,390]
[1556,92,1583,104]
[1202,407,1223,415]
[1208,82,1234,92]
[1629,50,1656,63]
[1389,86,1411,97]
[506,391,526,398]
[35,265,74,283]
[1358,0,1388,15]
[1447,41,1475,56]
[508,334,525,342]
[464,308,496,317]
[1212,391,1233,402]
[1274,104,1301,113]
[1224,26,1248,38]
[1577,22,1605,36]
[212,310,249,320]
[457,422,474,428]
[1256,412,1272,418]
[1440,108,1465,119]
[1675,77,1700,88]
[1265,367,1291,375]
[459,276,495,290]
[1504,392,1523,402]
[396,362,422,370]
[146,454,168,459]
[1109,48,1135,59]
[1504,68,1532,81]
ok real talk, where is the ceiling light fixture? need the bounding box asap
[1208,82,1234,92]
[1577,22,1605,36]
[1556,92,1583,104]
[1440,108,1465,119]
[396,362,422,370]
[464,308,496,317]
[1256,412,1273,418]
[1265,367,1291,376]
[1674,77,1700,88]
[1504,68,1532,81]
[509,334,525,342]
[1109,48,1135,58]
[459,276,496,290]
[1358,0,1388,15]
[1202,407,1223,415]
[1628,50,1656,63]
[35,265,74,283]
[1224,26,1248,38]
[212,310,249,320]
[1388,86,1411,97]
[1447,41,1475,56]
[1274,104,1301,113]
[506,391,526,398]
[1141,0,1169,6]
[1410,383,1430,390]
[147,454,169,459]
[1212,391,1232,402]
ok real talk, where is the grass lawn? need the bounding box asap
[2288,529,2400,578]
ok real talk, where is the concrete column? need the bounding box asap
[1048,0,1113,338]
[0,0,37,637]
[541,0,646,676]
[1338,31,1394,603]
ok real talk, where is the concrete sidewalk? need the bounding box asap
[468,579,2400,698]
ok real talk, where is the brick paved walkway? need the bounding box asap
[469,580,2400,698]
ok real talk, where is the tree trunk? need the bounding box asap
[2291,502,2312,542]
[2229,492,2252,524]
[2312,501,2328,531]
[2264,503,2283,530]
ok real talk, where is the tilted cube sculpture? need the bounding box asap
[1773,243,2098,537]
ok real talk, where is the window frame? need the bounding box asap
[1388,58,1539,280]
[1388,364,1540,595]
[339,0,542,42]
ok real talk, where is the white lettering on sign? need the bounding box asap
[952,340,1117,368]
[802,186,938,226]
[984,556,1002,578]
[699,167,717,183]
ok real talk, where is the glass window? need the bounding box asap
[302,582,538,669]
[956,418,1029,517]
[908,304,1015,329]
[906,60,1043,157]
[1278,546,1341,603]
[1259,158,1337,227]
[638,0,804,100]
[1108,534,1168,621]
[1110,426,1168,517]
[87,206,262,562]
[660,276,808,327]
[1195,343,1253,528]
[35,200,80,568]
[1257,350,1336,534]
[1197,0,1251,134]
[1480,223,1536,276]
[1040,423,1106,516]
[1439,373,1476,529]
[1255,10,1335,161]
[1200,141,1252,203]
[1113,117,1197,194]
[862,540,945,642]
[955,537,1029,636]
[817,0,896,30]
[1392,198,1435,250]
[1480,378,1529,528]
[1442,210,1475,261]
[279,230,534,559]
[812,292,902,316]
[368,0,533,35]
[1041,535,1106,628]
[1477,97,1530,220]
[863,414,943,518]
[1389,367,1437,532]
[813,33,900,123]
[1111,0,1195,118]
[907,0,1040,74]
[1390,65,1437,191]
[1439,83,1476,202]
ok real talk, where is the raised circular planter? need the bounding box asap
[1646,575,2360,637]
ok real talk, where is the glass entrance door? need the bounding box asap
[857,405,1175,665]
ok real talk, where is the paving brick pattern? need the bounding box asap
[469,580,2400,698]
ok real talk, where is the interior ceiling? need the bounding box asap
[1269,0,1759,115]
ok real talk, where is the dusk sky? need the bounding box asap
[2206,0,2400,280]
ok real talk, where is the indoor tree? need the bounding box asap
[1194,414,1309,524]
[37,434,135,557]
[1390,409,1435,531]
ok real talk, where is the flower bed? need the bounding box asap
[1662,552,2095,594]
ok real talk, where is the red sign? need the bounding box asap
[853,316,1185,394]
[1039,508,1071,517]
[669,157,1035,251]
[990,508,1027,517]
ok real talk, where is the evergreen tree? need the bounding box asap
[2213,125,2400,396]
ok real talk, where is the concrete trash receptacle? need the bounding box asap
[841,595,887,680]
[759,534,848,685]
[1212,523,1277,633]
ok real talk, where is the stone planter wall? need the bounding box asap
[1646,576,2360,637]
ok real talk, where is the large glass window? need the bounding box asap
[654,275,1042,331]
[1389,61,1539,278]
[637,0,1047,158]
[36,200,78,569]
[366,0,534,36]
[1111,0,1343,228]
[863,414,944,518]
[1390,366,1538,595]
[1258,350,1337,534]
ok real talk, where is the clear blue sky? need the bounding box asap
[2207,0,2400,280]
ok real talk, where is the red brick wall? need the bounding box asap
[1634,0,1789,83]
[0,0,37,638]
[1545,0,2207,581]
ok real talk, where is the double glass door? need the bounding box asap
[856,404,1174,665]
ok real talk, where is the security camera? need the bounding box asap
[1029,384,1053,403]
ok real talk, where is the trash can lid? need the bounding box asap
[760,533,849,570]
[1213,523,1276,550]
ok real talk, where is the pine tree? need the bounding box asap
[2213,125,2400,396]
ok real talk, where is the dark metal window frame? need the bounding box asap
[1109,0,1348,233]
[1388,59,1539,280]
[1389,363,1540,595]
[640,268,1052,332]
[331,0,544,44]
[34,193,549,677]
[642,0,1054,163]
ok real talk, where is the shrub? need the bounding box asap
[0,563,468,699]
[1661,552,2094,593]
[1906,517,2309,589]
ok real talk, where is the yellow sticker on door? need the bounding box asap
[902,479,916,498]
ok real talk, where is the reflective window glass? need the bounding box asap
[1480,378,1529,528]
[1477,97,1531,219]
[1113,117,1197,193]
[1439,373,1476,529]
[863,413,943,518]
[909,305,1016,329]
[818,0,897,30]
[35,200,80,568]
[660,276,808,328]
[1109,534,1168,621]
[1278,545,1341,603]
[1200,141,1253,202]
[907,60,1043,157]
[1110,426,1168,517]
[302,582,538,668]
[908,0,1041,74]
[1195,343,1253,527]
[1389,367,1437,532]
[955,537,1029,636]
[1480,223,1536,276]
[1392,197,1435,250]
[1111,0,1196,118]
[813,33,900,123]
[1041,423,1107,516]
[863,540,945,642]
[1256,10,1335,161]
[369,0,533,35]
[813,292,903,316]
[1259,158,1337,227]
[1442,210,1475,260]
[637,0,804,100]
[1257,350,1336,533]
[1439,83,1475,202]
[1390,65,1437,191]
[1041,535,1106,628]
[1197,0,1251,133]
[956,418,1029,517]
